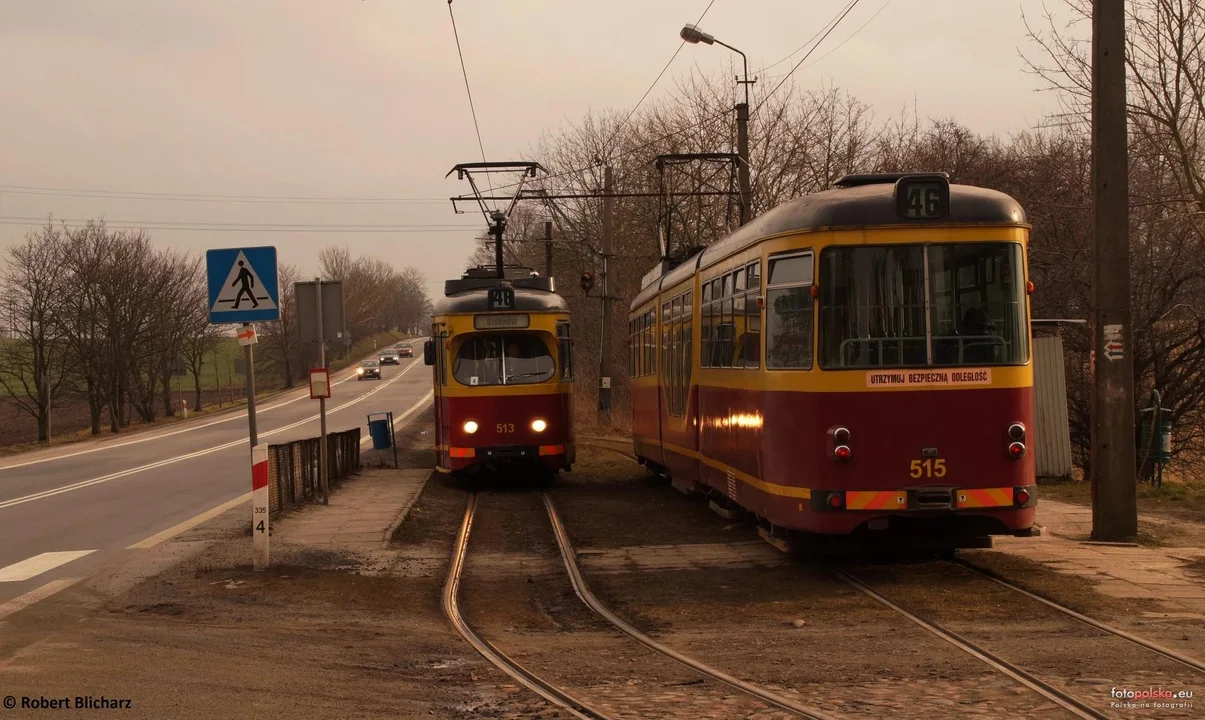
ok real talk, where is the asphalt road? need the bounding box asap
[0,355,433,610]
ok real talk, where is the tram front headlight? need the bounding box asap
[463,420,478,434]
[531,419,547,433]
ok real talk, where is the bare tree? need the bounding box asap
[0,221,72,442]
[177,263,221,411]
[259,262,302,387]
[58,221,117,434]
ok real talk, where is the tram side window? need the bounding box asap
[739,261,762,369]
[665,302,674,392]
[681,291,692,413]
[637,314,646,376]
[557,321,573,380]
[718,275,734,368]
[700,283,712,368]
[645,310,656,375]
[708,278,723,367]
[819,246,926,369]
[631,322,641,378]
[765,252,815,369]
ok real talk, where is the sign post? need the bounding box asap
[206,246,279,567]
[296,279,345,507]
[251,444,269,570]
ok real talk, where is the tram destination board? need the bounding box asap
[895,175,950,219]
[487,287,515,310]
[474,313,529,330]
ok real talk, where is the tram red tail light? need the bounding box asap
[828,492,845,508]
[1016,488,1031,505]
[834,445,852,461]
[1008,441,1026,459]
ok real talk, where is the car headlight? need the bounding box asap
[357,368,364,375]
[463,420,478,434]
[531,419,547,433]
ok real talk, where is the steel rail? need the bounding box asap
[543,492,839,720]
[442,493,616,720]
[834,569,1110,720]
[954,558,1205,674]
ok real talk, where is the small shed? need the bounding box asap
[1031,319,1081,479]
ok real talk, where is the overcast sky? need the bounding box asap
[0,0,1066,301]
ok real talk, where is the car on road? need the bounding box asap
[357,360,381,380]
[395,342,414,358]
[379,348,401,365]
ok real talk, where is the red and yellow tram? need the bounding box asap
[629,173,1038,549]
[425,268,575,474]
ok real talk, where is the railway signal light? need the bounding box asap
[580,271,595,294]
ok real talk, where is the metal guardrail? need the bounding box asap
[267,428,361,513]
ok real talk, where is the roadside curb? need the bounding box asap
[381,470,433,548]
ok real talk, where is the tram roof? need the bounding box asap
[630,176,1027,311]
[433,286,568,315]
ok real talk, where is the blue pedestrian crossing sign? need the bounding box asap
[206,246,280,324]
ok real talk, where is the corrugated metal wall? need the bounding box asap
[1033,335,1073,478]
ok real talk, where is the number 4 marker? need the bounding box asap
[251,444,269,570]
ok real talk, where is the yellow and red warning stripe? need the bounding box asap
[956,487,1014,509]
[844,490,908,511]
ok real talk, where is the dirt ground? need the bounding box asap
[3,423,1203,719]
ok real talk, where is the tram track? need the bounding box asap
[444,482,838,719]
[543,491,837,720]
[952,558,1205,675]
[442,492,614,720]
[833,568,1110,719]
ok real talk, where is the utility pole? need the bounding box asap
[315,279,329,505]
[491,210,507,278]
[243,322,257,450]
[544,220,553,278]
[598,166,614,426]
[1090,0,1137,541]
[736,102,751,226]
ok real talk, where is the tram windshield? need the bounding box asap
[453,333,556,386]
[819,243,1028,369]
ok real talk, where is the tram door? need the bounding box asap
[430,323,448,465]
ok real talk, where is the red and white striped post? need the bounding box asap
[251,444,269,570]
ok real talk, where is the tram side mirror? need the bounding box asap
[423,340,435,366]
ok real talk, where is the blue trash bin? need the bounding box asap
[368,418,392,449]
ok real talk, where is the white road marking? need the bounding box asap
[126,388,434,549]
[360,390,435,447]
[0,360,422,512]
[0,359,386,473]
[0,551,95,582]
[0,577,86,621]
[126,492,252,550]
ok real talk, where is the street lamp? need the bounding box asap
[680,23,755,225]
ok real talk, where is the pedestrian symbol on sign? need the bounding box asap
[233,261,258,309]
[209,250,278,318]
